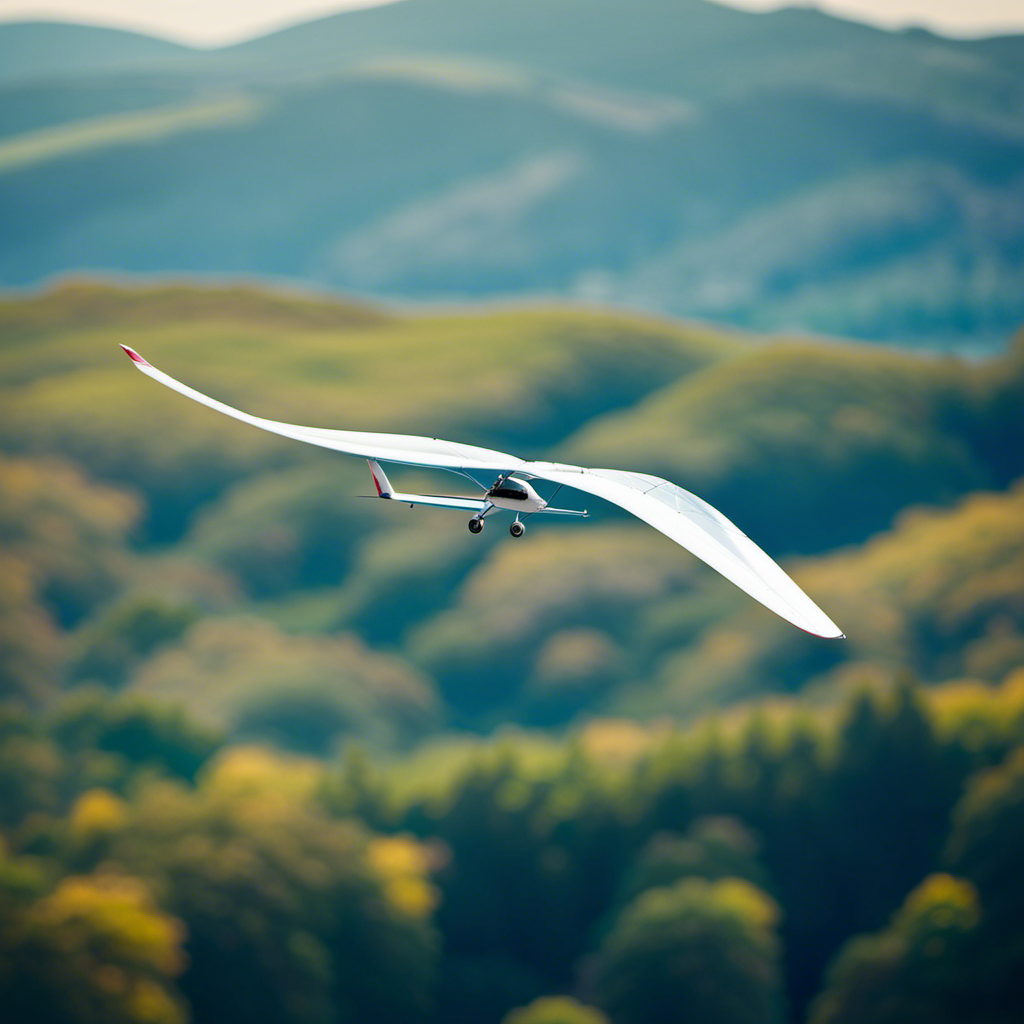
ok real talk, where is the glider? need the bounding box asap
[119,345,844,639]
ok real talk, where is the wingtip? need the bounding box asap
[119,344,151,367]
[797,620,846,640]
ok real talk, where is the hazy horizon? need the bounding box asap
[1,0,1024,47]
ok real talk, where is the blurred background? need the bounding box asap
[1,2,1023,1023]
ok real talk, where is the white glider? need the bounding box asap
[119,345,844,639]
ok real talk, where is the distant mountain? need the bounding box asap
[1,0,1023,349]
[0,21,191,84]
[225,0,1024,120]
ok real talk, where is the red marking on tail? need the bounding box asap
[120,345,151,366]
[368,460,383,495]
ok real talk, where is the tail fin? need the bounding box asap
[119,345,153,367]
[367,459,394,498]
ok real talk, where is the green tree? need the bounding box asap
[503,996,610,1024]
[184,463,377,597]
[0,455,139,629]
[777,682,959,1010]
[50,690,222,786]
[0,708,63,828]
[615,817,769,909]
[103,751,438,1024]
[132,616,438,754]
[943,745,1024,1020]
[0,552,62,704]
[592,877,785,1024]
[946,746,1024,920]
[810,874,981,1024]
[0,868,186,1024]
[69,594,200,687]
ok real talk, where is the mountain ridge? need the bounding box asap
[1,0,1023,349]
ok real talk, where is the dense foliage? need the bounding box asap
[2,677,1024,1022]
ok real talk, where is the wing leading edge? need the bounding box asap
[119,347,843,638]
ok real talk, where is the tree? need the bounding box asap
[943,745,1024,1020]
[0,455,139,629]
[50,690,222,785]
[777,682,959,1009]
[810,874,981,1024]
[0,869,186,1024]
[132,616,438,754]
[615,817,769,909]
[184,463,377,597]
[946,746,1024,918]
[592,877,785,1024]
[102,752,438,1024]
[502,996,610,1024]
[69,594,200,688]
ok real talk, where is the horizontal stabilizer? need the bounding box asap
[535,506,588,517]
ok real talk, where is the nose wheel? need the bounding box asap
[509,520,525,538]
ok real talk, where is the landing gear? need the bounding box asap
[509,520,525,538]
[468,517,484,534]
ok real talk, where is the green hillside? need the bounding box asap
[0,281,730,536]
[2,281,1022,736]
[561,337,1024,551]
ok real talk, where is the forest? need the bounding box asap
[2,280,1024,1023]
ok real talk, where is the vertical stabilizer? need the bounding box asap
[367,459,394,498]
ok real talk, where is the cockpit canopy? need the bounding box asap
[487,477,529,501]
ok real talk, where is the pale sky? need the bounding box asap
[0,0,1022,47]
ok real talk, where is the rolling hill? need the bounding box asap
[2,281,1022,738]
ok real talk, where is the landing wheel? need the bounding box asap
[468,517,484,534]
[509,520,525,538]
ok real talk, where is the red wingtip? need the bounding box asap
[120,345,151,367]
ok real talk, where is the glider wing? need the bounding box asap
[118,346,523,484]
[520,462,845,639]
[119,347,842,637]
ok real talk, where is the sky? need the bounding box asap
[0,0,1023,47]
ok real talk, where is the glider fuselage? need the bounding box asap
[485,477,546,513]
